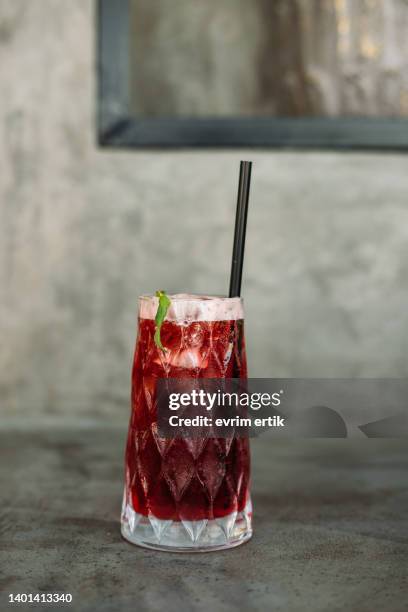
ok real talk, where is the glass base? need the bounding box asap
[121,496,252,553]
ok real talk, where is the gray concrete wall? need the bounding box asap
[1,0,408,423]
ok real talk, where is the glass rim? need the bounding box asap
[139,294,243,303]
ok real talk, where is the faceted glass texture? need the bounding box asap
[121,296,252,551]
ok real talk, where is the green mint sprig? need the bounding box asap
[154,290,171,351]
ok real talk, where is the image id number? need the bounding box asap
[9,593,73,604]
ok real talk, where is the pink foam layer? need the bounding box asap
[139,294,244,322]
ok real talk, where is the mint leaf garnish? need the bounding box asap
[154,290,171,351]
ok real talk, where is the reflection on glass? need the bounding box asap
[129,0,408,118]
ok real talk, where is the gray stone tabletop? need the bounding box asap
[0,427,407,612]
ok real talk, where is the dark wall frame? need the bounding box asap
[98,0,408,150]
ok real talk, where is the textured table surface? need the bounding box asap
[0,427,407,612]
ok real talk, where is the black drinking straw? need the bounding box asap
[229,161,253,298]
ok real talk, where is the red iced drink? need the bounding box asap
[121,294,252,551]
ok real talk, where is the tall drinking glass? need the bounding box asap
[121,294,252,551]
